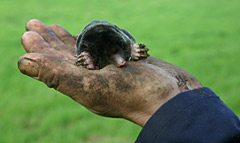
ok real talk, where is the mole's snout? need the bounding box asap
[111,54,126,68]
[118,61,126,67]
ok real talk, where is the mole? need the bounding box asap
[75,20,150,70]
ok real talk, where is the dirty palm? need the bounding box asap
[75,20,150,70]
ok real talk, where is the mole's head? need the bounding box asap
[76,20,135,69]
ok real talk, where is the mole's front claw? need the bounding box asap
[131,43,150,61]
[76,51,96,70]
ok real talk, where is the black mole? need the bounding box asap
[76,20,149,70]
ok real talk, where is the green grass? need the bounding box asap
[0,0,240,142]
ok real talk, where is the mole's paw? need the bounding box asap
[75,52,96,70]
[131,43,150,60]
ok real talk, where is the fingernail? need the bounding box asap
[18,58,39,77]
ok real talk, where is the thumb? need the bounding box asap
[17,53,110,108]
[18,53,66,89]
[18,53,87,92]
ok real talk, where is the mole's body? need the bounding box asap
[76,20,149,70]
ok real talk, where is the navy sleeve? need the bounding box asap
[136,87,240,143]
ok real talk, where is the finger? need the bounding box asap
[17,53,99,108]
[18,53,82,89]
[49,24,76,49]
[21,31,75,64]
[26,19,76,58]
[25,19,63,45]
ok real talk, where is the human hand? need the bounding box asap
[18,19,202,127]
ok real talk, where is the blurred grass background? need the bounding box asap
[0,0,240,142]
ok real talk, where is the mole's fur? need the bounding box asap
[76,20,149,69]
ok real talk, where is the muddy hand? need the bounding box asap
[18,19,202,127]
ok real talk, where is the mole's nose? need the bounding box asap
[112,54,126,68]
[118,61,126,67]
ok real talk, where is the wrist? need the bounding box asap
[125,88,180,127]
